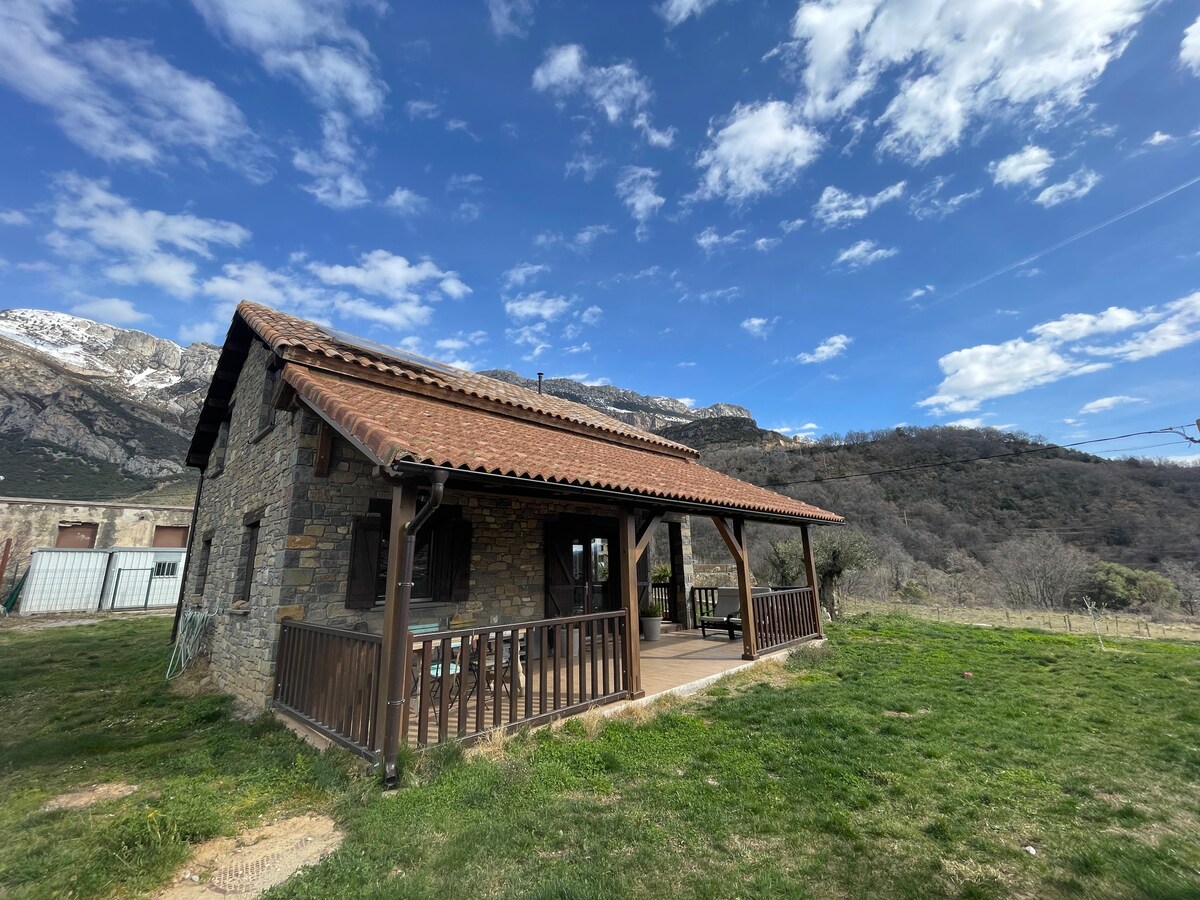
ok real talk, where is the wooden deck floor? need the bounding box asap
[640,629,758,697]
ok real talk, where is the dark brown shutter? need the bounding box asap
[429,513,471,604]
[346,517,382,608]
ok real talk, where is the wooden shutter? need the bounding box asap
[346,517,382,608]
[429,512,471,604]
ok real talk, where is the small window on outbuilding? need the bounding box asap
[153,560,178,577]
[56,522,98,548]
[152,525,189,548]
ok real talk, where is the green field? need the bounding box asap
[2,615,1198,898]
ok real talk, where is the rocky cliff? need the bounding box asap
[480,370,752,432]
[0,309,219,497]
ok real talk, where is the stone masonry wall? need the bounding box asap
[186,339,300,709]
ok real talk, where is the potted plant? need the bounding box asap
[639,598,663,642]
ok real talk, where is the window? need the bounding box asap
[153,561,178,577]
[255,366,279,437]
[345,504,471,609]
[152,525,189,548]
[56,522,98,548]
[241,520,260,603]
[195,537,213,593]
[210,420,230,476]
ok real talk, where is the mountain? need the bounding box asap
[0,310,753,501]
[0,309,218,500]
[480,370,752,432]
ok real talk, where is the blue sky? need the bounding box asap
[1,0,1199,458]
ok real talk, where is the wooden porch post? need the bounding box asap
[375,481,416,752]
[618,508,644,699]
[800,523,824,639]
[619,508,664,699]
[712,516,758,660]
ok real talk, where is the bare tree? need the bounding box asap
[992,534,1089,609]
[1161,560,1200,616]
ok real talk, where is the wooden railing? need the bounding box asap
[403,610,628,747]
[752,587,821,653]
[274,619,381,758]
[647,584,672,620]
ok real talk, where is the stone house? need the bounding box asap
[178,302,841,777]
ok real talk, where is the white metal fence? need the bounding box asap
[19,548,186,615]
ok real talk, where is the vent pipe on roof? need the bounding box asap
[537,372,543,394]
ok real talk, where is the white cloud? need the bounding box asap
[446,173,484,193]
[506,322,551,359]
[946,417,990,429]
[780,217,806,233]
[908,284,934,300]
[741,316,777,338]
[203,260,327,311]
[0,210,29,226]
[989,145,1055,188]
[1030,306,1146,342]
[696,226,745,255]
[1183,15,1200,75]
[406,99,440,120]
[694,101,822,203]
[633,112,676,148]
[797,333,851,364]
[812,180,905,228]
[755,237,781,252]
[69,297,148,325]
[574,224,614,250]
[486,0,535,39]
[293,112,370,209]
[504,291,571,320]
[1034,167,1101,207]
[788,0,1150,163]
[309,249,471,310]
[920,338,1109,414]
[502,262,548,290]
[1144,130,1174,147]
[658,0,726,27]
[615,166,665,240]
[532,44,652,123]
[580,305,603,326]
[48,173,249,297]
[454,201,483,222]
[909,176,980,220]
[0,1,268,178]
[1080,395,1144,414]
[834,239,897,268]
[565,153,606,181]
[919,293,1200,413]
[445,118,479,140]
[190,0,387,118]
[435,331,487,353]
[383,187,428,216]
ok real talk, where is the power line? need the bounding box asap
[760,424,1198,488]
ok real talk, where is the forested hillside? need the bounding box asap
[665,421,1200,603]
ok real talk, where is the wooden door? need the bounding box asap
[544,516,617,618]
[56,523,98,548]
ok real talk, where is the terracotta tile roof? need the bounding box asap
[283,365,844,524]
[237,300,699,459]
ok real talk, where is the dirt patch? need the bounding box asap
[156,814,343,899]
[42,782,138,811]
[883,708,930,719]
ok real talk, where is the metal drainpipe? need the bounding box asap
[382,471,447,788]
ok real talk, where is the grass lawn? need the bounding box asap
[2,615,1199,899]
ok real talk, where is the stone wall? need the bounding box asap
[186,339,302,709]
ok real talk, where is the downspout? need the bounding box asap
[382,470,448,788]
[170,469,205,643]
